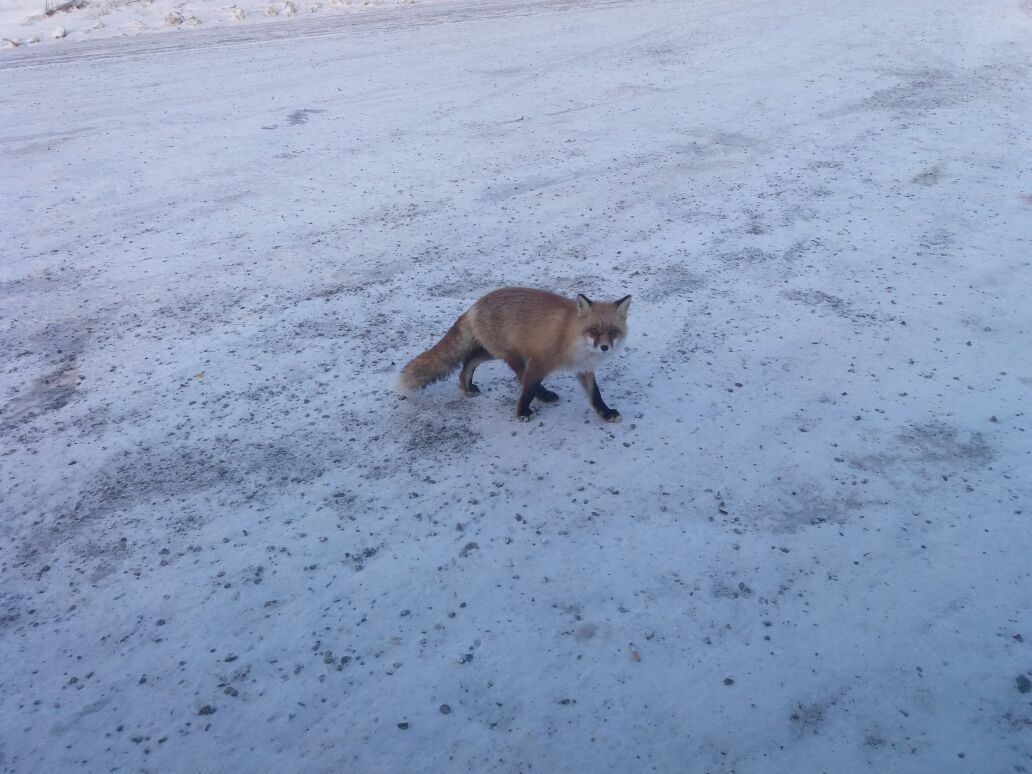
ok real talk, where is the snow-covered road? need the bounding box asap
[2,0,1031,770]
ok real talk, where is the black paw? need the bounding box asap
[536,388,560,404]
[516,409,535,422]
[599,408,621,423]
[463,383,481,397]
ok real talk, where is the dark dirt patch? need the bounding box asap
[782,289,877,322]
[1,320,94,432]
[771,491,870,532]
[637,263,706,302]
[0,592,22,631]
[896,421,993,466]
[403,418,480,454]
[15,440,327,577]
[912,166,943,186]
[824,67,975,118]
[790,701,828,735]
[718,247,778,265]
[1,359,81,429]
[286,108,325,126]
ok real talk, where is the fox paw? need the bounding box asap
[600,409,621,423]
[536,388,560,404]
[516,410,534,422]
[462,383,481,397]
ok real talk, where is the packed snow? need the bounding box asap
[1,0,1031,771]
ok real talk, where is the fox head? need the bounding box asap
[575,294,631,353]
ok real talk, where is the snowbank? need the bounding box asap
[1,0,438,47]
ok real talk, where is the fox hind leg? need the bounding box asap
[459,346,493,396]
[535,385,559,403]
[516,359,553,420]
[502,355,557,414]
[502,354,558,403]
[501,353,526,377]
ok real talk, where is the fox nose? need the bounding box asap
[600,344,609,352]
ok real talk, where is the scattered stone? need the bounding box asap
[1017,675,1031,694]
[439,703,451,715]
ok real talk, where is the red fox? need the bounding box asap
[398,288,630,422]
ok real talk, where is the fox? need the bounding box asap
[397,287,630,422]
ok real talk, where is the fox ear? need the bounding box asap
[576,294,593,314]
[614,295,631,317]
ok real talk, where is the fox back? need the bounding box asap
[467,288,628,371]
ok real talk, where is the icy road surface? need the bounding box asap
[2,0,1031,771]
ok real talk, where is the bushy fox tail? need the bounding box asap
[397,313,477,391]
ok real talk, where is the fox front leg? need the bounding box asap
[577,372,620,422]
[515,359,550,421]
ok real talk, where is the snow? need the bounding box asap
[0,0,443,47]
[2,0,1031,771]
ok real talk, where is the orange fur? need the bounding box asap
[398,287,630,421]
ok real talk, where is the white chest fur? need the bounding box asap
[560,337,618,374]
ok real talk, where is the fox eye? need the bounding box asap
[587,328,600,336]
[608,328,619,338]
